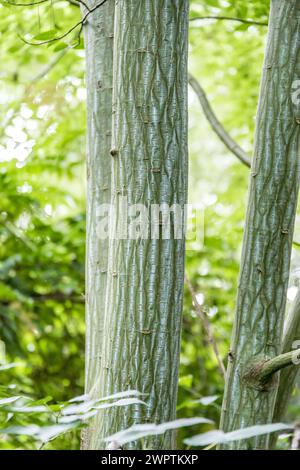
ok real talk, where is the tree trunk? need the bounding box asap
[81,0,114,450]
[270,289,300,447]
[220,0,300,449]
[84,0,189,450]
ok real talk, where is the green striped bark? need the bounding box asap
[81,0,114,450]
[220,0,300,449]
[88,0,189,450]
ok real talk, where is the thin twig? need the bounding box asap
[259,349,300,381]
[6,3,268,27]
[67,0,87,8]
[69,0,90,10]
[188,75,300,252]
[18,0,108,45]
[189,74,251,168]
[185,273,226,380]
[1,220,36,251]
[189,16,268,27]
[5,0,50,5]
[5,0,90,9]
[32,49,68,82]
[31,292,84,303]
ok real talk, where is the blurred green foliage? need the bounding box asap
[0,0,299,450]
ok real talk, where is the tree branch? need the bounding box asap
[67,0,87,8]
[5,0,90,9]
[1,220,36,251]
[0,292,84,304]
[18,0,108,45]
[188,73,251,168]
[259,349,300,381]
[189,16,268,27]
[31,292,84,303]
[185,273,226,380]
[5,0,50,5]
[243,347,300,392]
[32,48,68,82]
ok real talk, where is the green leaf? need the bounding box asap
[33,30,57,41]
[68,389,144,403]
[0,396,21,406]
[198,395,219,406]
[0,363,22,371]
[184,423,293,446]
[62,397,146,416]
[0,423,78,443]
[7,405,51,414]
[94,397,147,410]
[0,425,39,437]
[104,417,213,446]
[53,42,69,52]
[37,424,79,443]
[178,395,219,410]
[58,410,98,424]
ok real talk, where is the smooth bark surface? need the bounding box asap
[220,0,300,449]
[90,0,189,449]
[81,0,114,450]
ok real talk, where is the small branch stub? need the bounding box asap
[243,349,300,392]
[242,357,279,392]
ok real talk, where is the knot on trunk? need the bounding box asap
[242,357,279,392]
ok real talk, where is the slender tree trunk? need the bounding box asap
[81,0,114,450]
[270,289,300,447]
[84,0,189,450]
[274,289,300,422]
[220,0,300,449]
